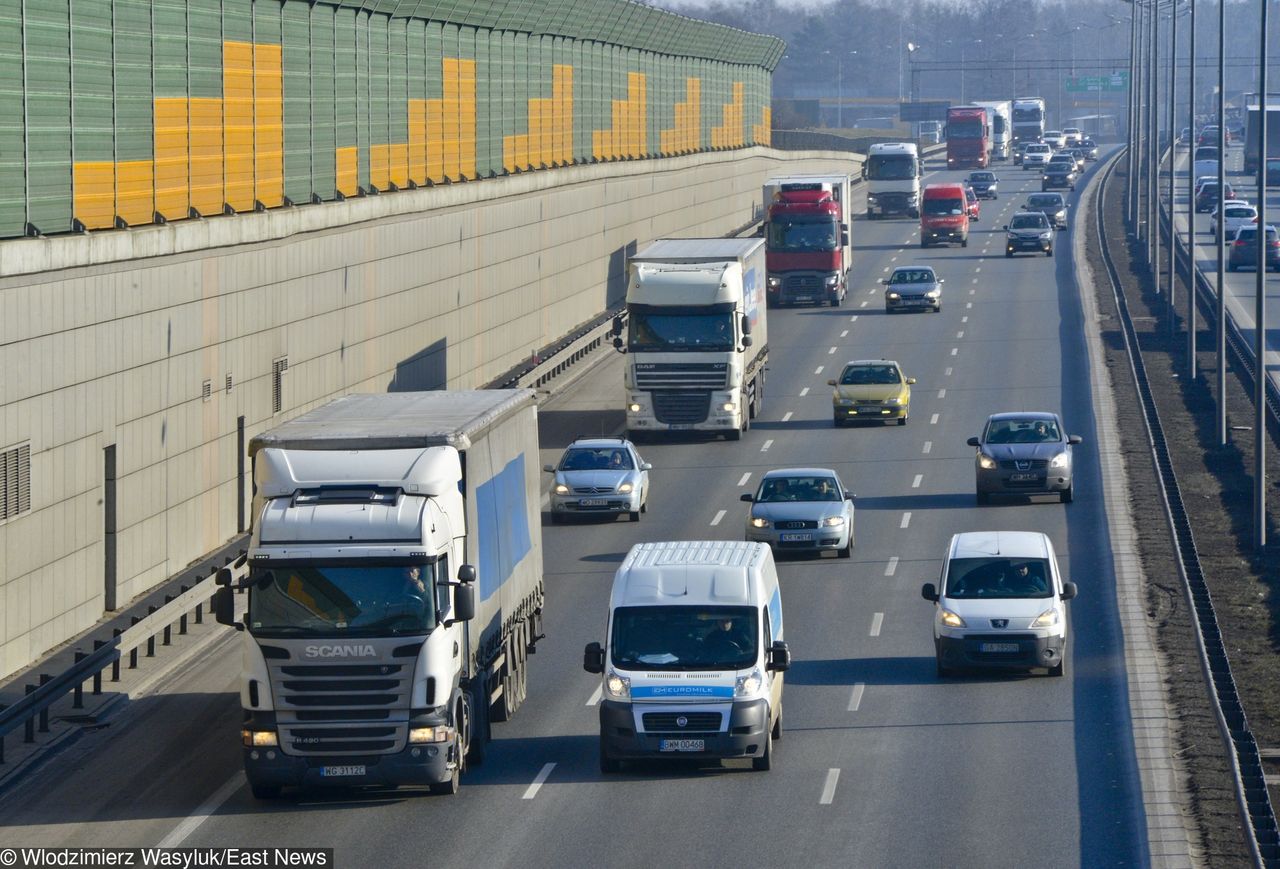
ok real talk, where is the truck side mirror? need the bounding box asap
[450,584,476,623]
[766,640,791,672]
[216,567,234,587]
[457,563,477,583]
[611,315,624,336]
[214,586,239,629]
[613,336,625,353]
[583,641,605,674]
[741,314,751,335]
[842,232,849,247]
[741,335,753,349]
[921,583,939,602]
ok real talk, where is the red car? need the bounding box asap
[964,186,981,222]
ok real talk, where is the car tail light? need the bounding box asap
[1235,240,1248,247]
[1270,241,1280,249]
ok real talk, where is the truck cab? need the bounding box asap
[863,143,921,219]
[761,175,852,307]
[946,106,990,169]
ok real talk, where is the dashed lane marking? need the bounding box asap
[950,348,958,356]
[828,346,838,355]
[761,439,774,452]
[820,769,841,805]
[157,773,244,847]
[956,331,965,339]
[710,509,726,526]
[848,683,866,712]
[738,472,752,487]
[815,366,824,375]
[841,330,849,338]
[522,763,556,800]
[930,413,939,425]
[912,474,923,488]
[962,316,969,323]
[800,387,810,397]
[945,367,953,376]
[782,411,793,422]
[900,512,912,529]
[870,612,884,636]
[923,441,932,454]
[885,557,899,576]
[860,300,868,308]
[938,388,946,398]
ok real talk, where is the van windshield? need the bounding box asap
[923,198,964,216]
[944,557,1053,599]
[611,605,758,671]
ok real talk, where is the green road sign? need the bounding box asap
[1065,73,1129,93]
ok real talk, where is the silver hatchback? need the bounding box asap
[546,438,651,522]
[742,468,855,557]
[968,412,1082,504]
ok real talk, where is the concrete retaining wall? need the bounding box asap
[0,146,858,677]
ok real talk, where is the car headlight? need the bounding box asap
[408,725,453,744]
[1039,231,1053,240]
[735,669,764,697]
[767,276,781,289]
[978,454,998,470]
[605,671,631,699]
[242,729,278,747]
[925,289,940,299]
[940,609,967,628]
[617,482,634,494]
[1031,608,1060,628]
[822,515,845,527]
[835,396,854,406]
[553,483,570,495]
[749,516,770,528]
[825,275,839,288]
[886,291,901,300]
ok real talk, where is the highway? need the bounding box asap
[0,154,1156,867]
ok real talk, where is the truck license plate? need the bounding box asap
[320,765,366,777]
[579,499,608,506]
[780,532,813,542]
[980,643,1019,654]
[660,739,705,752]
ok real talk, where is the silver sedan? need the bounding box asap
[546,437,651,522]
[742,468,855,557]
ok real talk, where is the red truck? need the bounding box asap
[761,175,852,307]
[946,106,990,169]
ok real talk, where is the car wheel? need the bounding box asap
[933,304,941,312]
[640,500,647,514]
[600,736,622,774]
[1048,655,1067,678]
[1061,484,1074,504]
[428,740,463,795]
[726,427,742,441]
[838,535,852,558]
[752,729,773,771]
[936,656,954,678]
[1006,250,1013,258]
[961,237,968,248]
[897,415,907,426]
[833,416,844,428]
[1047,247,1054,257]
[920,240,929,248]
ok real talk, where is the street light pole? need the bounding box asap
[1255,0,1269,551]
[1167,1,1178,320]
[1186,0,1196,375]
[1216,0,1228,445]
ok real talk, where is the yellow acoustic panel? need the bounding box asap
[389,143,408,188]
[72,162,116,229]
[425,98,444,182]
[441,57,460,179]
[457,58,477,179]
[153,98,189,219]
[369,144,389,190]
[223,41,255,211]
[188,97,224,216]
[335,146,358,197]
[408,100,427,184]
[254,43,284,207]
[116,160,154,226]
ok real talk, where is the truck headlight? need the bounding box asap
[825,275,839,288]
[940,609,967,628]
[978,454,998,470]
[749,516,770,528]
[908,192,918,204]
[735,669,763,697]
[605,671,631,699]
[553,483,570,495]
[1031,609,1060,628]
[617,482,634,494]
[822,515,845,527]
[722,402,736,412]
[767,276,781,289]
[628,403,642,413]
[408,725,453,744]
[242,729,278,747]
[1049,452,1069,469]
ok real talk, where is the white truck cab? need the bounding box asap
[584,540,790,773]
[863,142,922,218]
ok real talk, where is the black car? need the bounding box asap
[1013,141,1030,166]
[1005,211,1055,258]
[1041,159,1077,191]
[1078,139,1099,160]
[967,171,998,199]
[1227,225,1280,272]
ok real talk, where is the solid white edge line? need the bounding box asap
[912,474,923,488]
[710,509,726,526]
[869,612,884,637]
[586,684,603,706]
[848,683,866,712]
[884,556,899,576]
[157,772,244,847]
[737,472,752,487]
[522,762,556,799]
[820,768,841,805]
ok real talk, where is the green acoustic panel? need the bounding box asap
[368,14,388,185]
[187,0,221,99]
[70,0,114,161]
[282,0,311,203]
[355,11,369,189]
[26,0,72,234]
[113,0,152,163]
[388,18,407,168]
[334,5,356,160]
[223,0,252,43]
[152,0,189,96]
[0,0,23,236]
[310,3,337,197]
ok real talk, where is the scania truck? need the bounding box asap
[216,390,544,799]
[972,100,1012,160]
[761,174,852,305]
[613,238,767,441]
[1012,97,1047,146]
[862,143,921,219]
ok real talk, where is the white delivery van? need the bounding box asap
[921,531,1077,678]
[584,540,791,773]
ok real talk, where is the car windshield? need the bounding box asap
[923,197,964,216]
[840,364,901,385]
[248,562,439,637]
[561,447,633,471]
[1225,208,1256,219]
[1236,228,1278,242]
[611,605,758,671]
[628,307,734,352]
[1010,215,1048,230]
[757,475,842,502]
[944,557,1053,599]
[965,189,977,202]
[1195,148,1220,160]
[767,217,839,252]
[984,418,1062,443]
[1028,195,1062,208]
[970,172,995,182]
[890,269,935,284]
[1027,145,1050,153]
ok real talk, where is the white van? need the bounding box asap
[584,540,790,773]
[920,531,1077,677]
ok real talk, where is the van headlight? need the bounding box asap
[1049,452,1069,469]
[553,483,570,495]
[749,517,770,528]
[883,397,902,406]
[835,397,854,406]
[1040,231,1053,240]
[940,609,967,628]
[978,454,997,470]
[735,669,763,697]
[605,672,631,699]
[1031,609,1060,628]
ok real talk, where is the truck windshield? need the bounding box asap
[865,155,916,180]
[1013,107,1043,122]
[248,562,438,637]
[949,120,984,138]
[923,198,964,216]
[767,217,838,252]
[611,605,758,671]
[628,308,735,352]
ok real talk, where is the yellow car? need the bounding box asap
[828,359,915,426]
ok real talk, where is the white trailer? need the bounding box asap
[971,100,1012,160]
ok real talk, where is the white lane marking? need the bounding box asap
[870,612,884,636]
[966,302,972,309]
[800,387,810,397]
[814,366,824,375]
[860,300,868,308]
[523,763,556,800]
[961,316,969,323]
[157,773,244,847]
[761,439,774,452]
[586,684,603,706]
[950,347,958,356]
[828,346,837,355]
[710,509,726,526]
[937,388,946,398]
[922,441,932,454]
[969,289,976,295]
[900,512,912,529]
[850,315,858,322]
[890,255,898,262]
[867,288,876,295]
[738,472,752,487]
[971,277,979,283]
[912,474,923,488]
[840,329,849,338]
[930,413,939,425]
[883,266,891,272]
[885,557,899,576]
[945,367,953,376]
[848,683,866,712]
[820,768,841,805]
[782,411,793,422]
[956,331,964,339]
[974,266,981,273]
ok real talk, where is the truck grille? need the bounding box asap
[271,661,412,756]
[652,391,711,424]
[783,275,822,291]
[634,362,727,390]
[642,712,722,732]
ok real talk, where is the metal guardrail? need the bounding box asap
[497,309,625,392]
[0,551,247,766]
[1098,152,1280,867]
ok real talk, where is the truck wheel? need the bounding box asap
[250,784,282,800]
[1047,247,1054,258]
[961,237,968,248]
[600,736,622,774]
[727,428,742,441]
[752,729,773,771]
[428,744,462,795]
[467,685,489,766]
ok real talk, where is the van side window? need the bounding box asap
[763,607,772,647]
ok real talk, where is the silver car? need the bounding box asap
[545,437,651,522]
[968,412,1082,504]
[742,468,855,557]
[883,265,943,313]
[1023,192,1068,229]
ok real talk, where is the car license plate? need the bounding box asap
[1010,473,1039,482]
[858,406,881,414]
[780,532,813,542]
[320,765,366,777]
[980,643,1019,654]
[579,499,608,506]
[660,739,705,752]
[907,299,928,306]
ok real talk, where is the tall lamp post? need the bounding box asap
[1255,0,1269,551]
[1216,0,1228,446]
[907,42,921,102]
[824,50,858,129]
[1186,0,1196,373]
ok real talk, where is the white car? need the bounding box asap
[1193,145,1221,180]
[1022,142,1053,171]
[1062,127,1083,146]
[1211,202,1257,240]
[921,531,1077,677]
[1043,130,1067,150]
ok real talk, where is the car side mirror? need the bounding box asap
[1068,435,1083,445]
[457,563,477,583]
[214,585,240,628]
[740,493,754,502]
[543,464,556,473]
[966,436,981,447]
[450,584,476,623]
[906,378,916,385]
[921,583,939,602]
[937,278,945,284]
[826,379,838,387]
[1061,581,1078,601]
[640,462,652,471]
[1003,224,1009,231]
[583,641,605,674]
[846,492,856,501]
[766,640,791,672]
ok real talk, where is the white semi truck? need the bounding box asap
[216,390,544,798]
[1011,97,1046,146]
[862,143,921,218]
[971,100,1012,160]
[613,238,767,441]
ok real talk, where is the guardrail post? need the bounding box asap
[37,675,51,732]
[179,586,190,634]
[195,597,203,624]
[147,606,157,657]
[0,711,6,763]
[24,686,35,742]
[129,618,140,669]
[73,651,85,709]
[163,596,174,646]
[92,641,105,695]
[112,629,122,680]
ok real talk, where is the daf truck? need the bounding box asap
[1012,97,1046,146]
[862,143,922,219]
[613,238,767,441]
[216,390,544,799]
[761,175,852,304]
[972,100,1012,160]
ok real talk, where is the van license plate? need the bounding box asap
[320,765,366,777]
[780,533,812,542]
[979,643,1019,654]
[579,499,608,506]
[660,739,705,752]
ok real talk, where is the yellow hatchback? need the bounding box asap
[828,359,915,426]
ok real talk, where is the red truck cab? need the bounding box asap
[763,180,851,307]
[947,106,990,169]
[920,183,970,248]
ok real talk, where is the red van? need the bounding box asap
[920,183,970,248]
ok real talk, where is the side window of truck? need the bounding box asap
[437,556,451,616]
